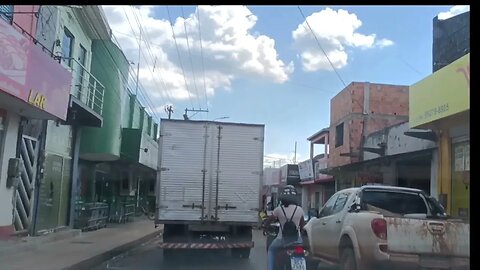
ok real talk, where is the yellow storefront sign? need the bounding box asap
[409,53,470,128]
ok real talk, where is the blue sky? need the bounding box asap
[102,5,469,166]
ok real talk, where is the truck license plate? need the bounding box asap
[290,257,306,270]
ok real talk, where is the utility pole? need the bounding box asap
[164,105,174,119]
[183,108,209,120]
[294,141,297,164]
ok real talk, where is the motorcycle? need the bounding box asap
[263,222,307,270]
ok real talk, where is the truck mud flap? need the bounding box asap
[158,241,254,249]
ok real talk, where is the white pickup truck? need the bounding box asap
[304,185,469,270]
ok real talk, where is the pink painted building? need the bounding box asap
[0,5,72,238]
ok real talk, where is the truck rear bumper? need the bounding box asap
[155,219,258,227]
[158,241,255,249]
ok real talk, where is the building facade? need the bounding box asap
[33,5,110,233]
[0,5,73,237]
[409,11,469,218]
[299,128,334,210]
[326,82,409,190]
[409,54,469,218]
[361,121,437,194]
[432,11,469,72]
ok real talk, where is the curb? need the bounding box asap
[63,228,162,270]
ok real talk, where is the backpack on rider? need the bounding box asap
[280,204,299,242]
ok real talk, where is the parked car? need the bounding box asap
[303,185,470,270]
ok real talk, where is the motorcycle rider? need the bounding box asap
[264,185,305,270]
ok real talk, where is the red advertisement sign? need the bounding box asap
[0,19,72,120]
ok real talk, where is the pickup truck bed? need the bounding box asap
[304,186,469,270]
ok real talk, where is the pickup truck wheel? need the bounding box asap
[340,247,357,270]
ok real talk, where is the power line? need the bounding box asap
[396,54,423,76]
[119,9,163,122]
[284,80,337,93]
[166,5,195,109]
[181,5,202,109]
[297,6,347,88]
[119,6,174,121]
[196,6,209,114]
[83,8,163,123]
[123,6,171,107]
[296,6,367,121]
[128,5,173,104]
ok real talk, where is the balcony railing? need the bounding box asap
[64,58,104,116]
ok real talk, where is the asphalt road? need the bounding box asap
[91,229,336,270]
[92,229,268,270]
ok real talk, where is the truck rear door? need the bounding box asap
[157,121,211,221]
[210,123,264,224]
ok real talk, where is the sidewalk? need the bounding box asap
[0,219,163,270]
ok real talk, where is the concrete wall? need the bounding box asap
[45,122,72,157]
[364,122,436,160]
[433,11,470,72]
[37,6,93,70]
[0,112,20,231]
[13,5,39,35]
[139,133,158,170]
[57,7,93,72]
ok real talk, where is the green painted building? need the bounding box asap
[75,40,158,215]
[80,39,129,162]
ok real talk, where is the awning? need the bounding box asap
[319,148,435,175]
[300,175,334,185]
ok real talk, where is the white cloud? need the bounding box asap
[292,8,394,72]
[375,38,394,48]
[438,5,470,20]
[102,5,293,106]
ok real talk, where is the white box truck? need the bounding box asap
[155,119,265,259]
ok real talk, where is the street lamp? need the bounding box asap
[212,116,230,121]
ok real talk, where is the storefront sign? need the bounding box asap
[409,54,470,128]
[0,18,72,120]
[298,159,314,181]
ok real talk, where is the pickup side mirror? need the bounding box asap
[308,208,319,220]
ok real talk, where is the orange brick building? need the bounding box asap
[326,82,409,189]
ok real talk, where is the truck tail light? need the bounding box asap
[371,218,387,240]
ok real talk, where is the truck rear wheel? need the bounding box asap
[232,247,251,259]
[231,226,252,259]
[162,224,186,260]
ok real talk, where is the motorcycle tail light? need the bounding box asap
[294,246,304,255]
